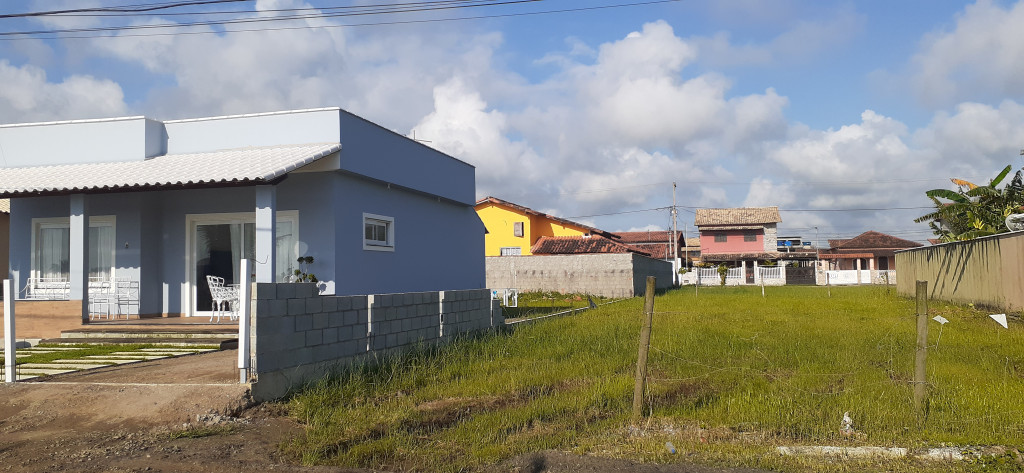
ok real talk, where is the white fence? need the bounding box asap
[758,266,783,280]
[825,270,872,285]
[696,267,744,286]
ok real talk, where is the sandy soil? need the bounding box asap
[0,350,351,473]
[0,350,765,473]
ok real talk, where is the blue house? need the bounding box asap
[0,108,485,337]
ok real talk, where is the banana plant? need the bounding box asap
[915,165,1024,241]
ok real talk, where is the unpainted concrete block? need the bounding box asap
[306,297,323,314]
[323,327,338,344]
[294,314,313,332]
[305,329,323,347]
[287,298,306,316]
[276,284,296,300]
[313,313,328,330]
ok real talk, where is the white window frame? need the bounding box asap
[30,216,116,281]
[183,211,299,317]
[363,213,395,252]
[499,246,522,256]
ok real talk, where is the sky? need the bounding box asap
[2,0,1024,245]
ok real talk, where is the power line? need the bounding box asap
[0,0,249,18]
[19,0,492,18]
[0,0,681,40]
[0,0,545,36]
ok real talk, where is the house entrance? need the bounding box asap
[193,222,255,317]
[187,212,299,318]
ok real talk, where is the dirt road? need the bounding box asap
[0,349,349,472]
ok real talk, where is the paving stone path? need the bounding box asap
[0,346,218,381]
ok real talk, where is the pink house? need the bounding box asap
[694,207,785,283]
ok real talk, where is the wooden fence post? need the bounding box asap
[632,276,656,421]
[914,280,929,418]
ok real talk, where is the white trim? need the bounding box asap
[183,210,299,317]
[362,213,395,252]
[30,215,116,282]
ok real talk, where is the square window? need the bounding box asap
[714,233,727,243]
[744,233,757,242]
[363,213,395,251]
[500,246,522,256]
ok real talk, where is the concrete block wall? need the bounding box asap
[249,283,501,400]
[486,253,673,298]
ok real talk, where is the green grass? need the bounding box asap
[286,286,1024,472]
[500,291,609,320]
[0,343,219,365]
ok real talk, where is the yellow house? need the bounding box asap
[475,196,611,256]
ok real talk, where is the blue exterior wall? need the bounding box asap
[332,173,486,295]
[337,110,475,205]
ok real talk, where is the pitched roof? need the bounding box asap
[531,235,652,256]
[694,207,781,226]
[684,237,701,248]
[475,196,612,237]
[0,143,341,197]
[615,230,683,244]
[829,231,923,250]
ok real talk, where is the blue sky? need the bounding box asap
[2,0,1024,244]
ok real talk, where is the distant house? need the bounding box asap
[615,231,683,261]
[822,231,923,271]
[531,234,652,256]
[694,207,784,275]
[475,197,614,256]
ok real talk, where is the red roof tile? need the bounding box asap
[531,235,653,257]
[829,231,922,250]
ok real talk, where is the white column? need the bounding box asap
[855,258,862,285]
[254,186,276,283]
[237,259,251,384]
[753,260,759,283]
[741,260,747,285]
[69,194,89,321]
[4,280,16,382]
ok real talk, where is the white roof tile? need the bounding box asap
[0,143,341,197]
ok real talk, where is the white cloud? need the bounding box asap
[0,60,127,123]
[909,0,1024,106]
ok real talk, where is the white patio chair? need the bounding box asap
[88,279,115,320]
[206,275,237,323]
[113,279,140,320]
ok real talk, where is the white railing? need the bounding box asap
[21,277,140,319]
[826,270,874,285]
[22,277,70,300]
[874,270,897,285]
[758,266,783,280]
[696,267,743,284]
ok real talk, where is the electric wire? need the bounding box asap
[0,0,681,40]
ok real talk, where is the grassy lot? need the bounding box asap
[286,285,1024,472]
[499,291,609,320]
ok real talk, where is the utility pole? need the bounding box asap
[671,182,678,286]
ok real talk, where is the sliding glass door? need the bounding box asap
[189,212,298,317]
